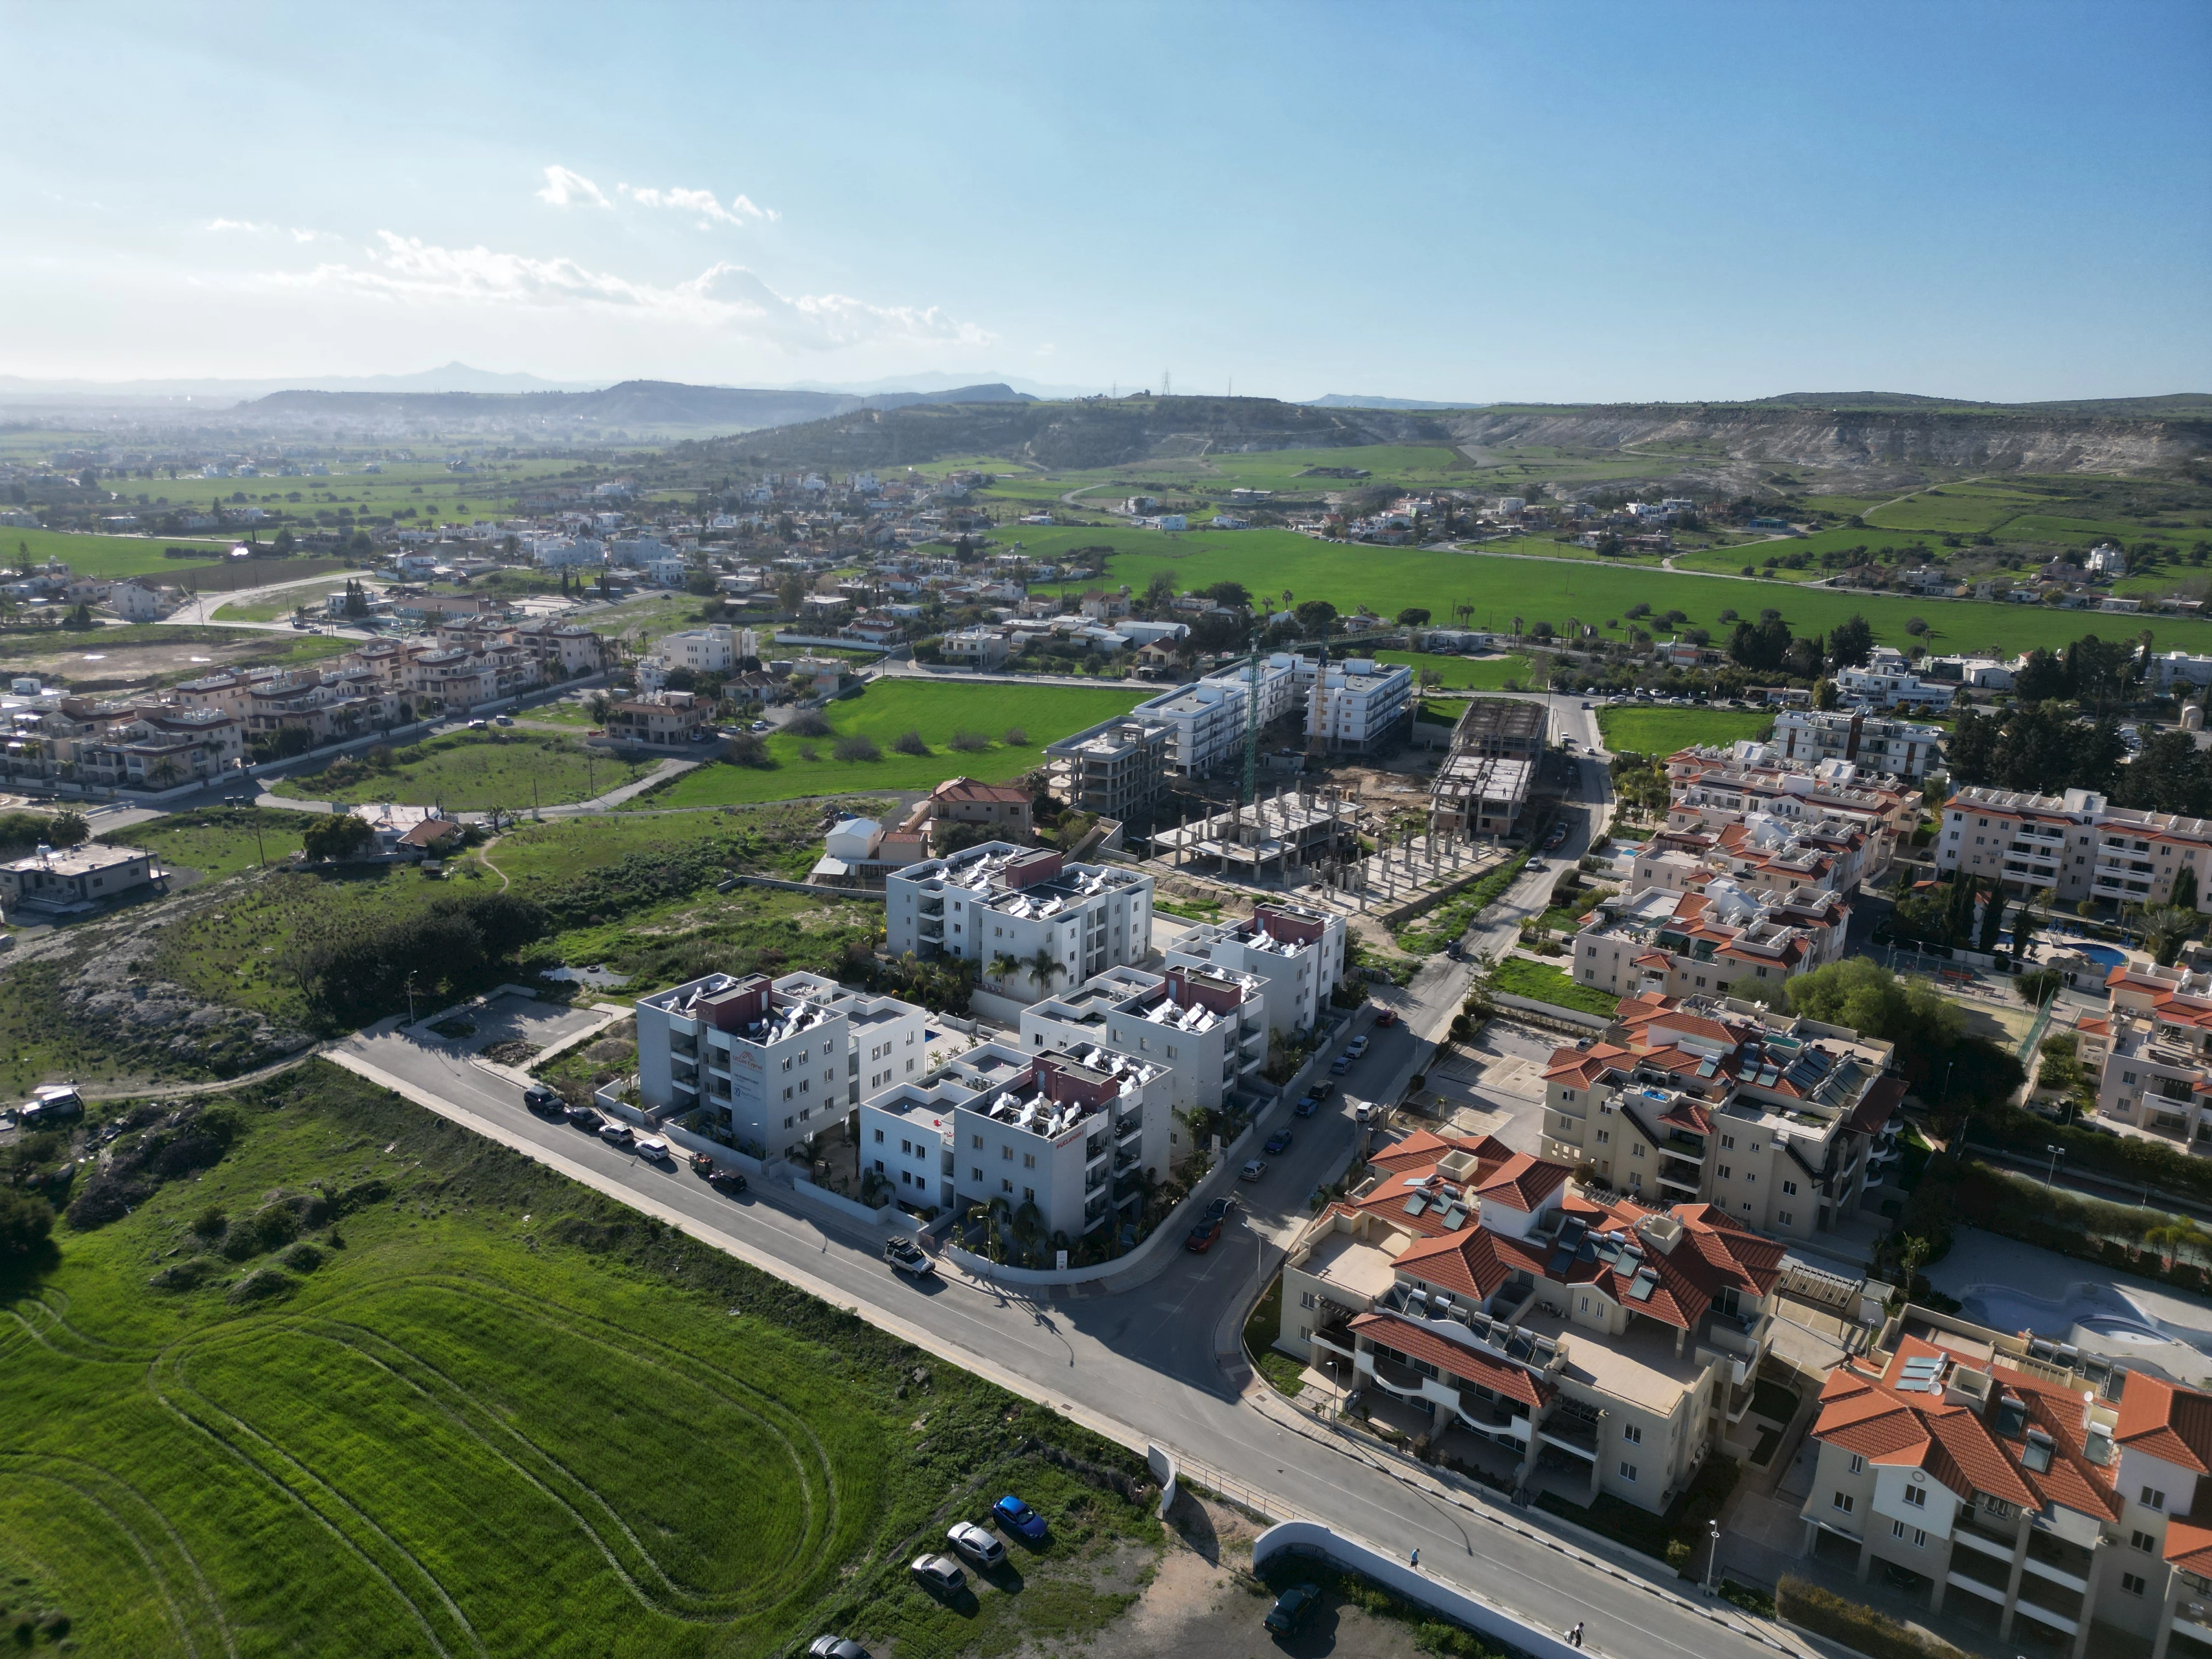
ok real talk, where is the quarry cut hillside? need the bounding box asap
[1448,404,2209,477]
[661,395,1453,477]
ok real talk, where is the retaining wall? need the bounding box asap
[1253,1521,1579,1659]
[1491,991,1611,1030]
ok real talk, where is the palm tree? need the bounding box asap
[148,754,180,789]
[1026,947,1066,995]
[2144,1217,2212,1274]
[986,951,1020,990]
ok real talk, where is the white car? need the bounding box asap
[633,1136,670,1161]
[910,1554,966,1594]
[1346,1035,1370,1058]
[1238,1158,1268,1183]
[946,1521,1006,1568]
[597,1120,634,1146]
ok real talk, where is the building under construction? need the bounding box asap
[1146,784,1365,879]
[1430,696,1544,841]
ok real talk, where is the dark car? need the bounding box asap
[1264,1130,1293,1155]
[1202,1195,1238,1225]
[1372,1009,1398,1028]
[522,1086,561,1114]
[1185,1217,1223,1252]
[1330,1056,1351,1075]
[708,1170,748,1196]
[563,1102,600,1127]
[1265,1582,1322,1634]
[1312,1081,1336,1102]
[992,1493,1047,1541]
[808,1639,871,1659]
[1294,1094,1319,1118]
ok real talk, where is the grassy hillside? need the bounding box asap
[0,1062,1160,1657]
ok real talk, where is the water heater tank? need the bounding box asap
[2186,702,2204,733]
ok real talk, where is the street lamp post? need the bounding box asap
[2045,1143,2067,1189]
[1705,1519,1722,1595]
[404,972,418,1027]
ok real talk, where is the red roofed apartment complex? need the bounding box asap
[1571,878,1849,1004]
[1277,1129,1785,1514]
[1936,783,2212,910]
[2078,963,2212,1154]
[1540,992,1904,1243]
[1804,1304,2212,1659]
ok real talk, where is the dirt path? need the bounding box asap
[476,835,511,891]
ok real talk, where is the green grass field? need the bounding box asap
[213,575,366,622]
[1061,524,2212,658]
[0,1062,1160,1657]
[1493,955,1621,1017]
[1597,706,1774,756]
[0,526,233,578]
[270,731,658,812]
[99,805,325,879]
[635,679,1145,810]
[1370,648,1534,689]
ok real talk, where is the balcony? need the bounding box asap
[1116,1114,1143,1143]
[2022,1533,2091,1594]
[1955,1513,2019,1557]
[1657,1158,1703,1192]
[1662,1132,1707,1161]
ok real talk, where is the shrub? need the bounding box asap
[786,710,832,738]
[949,729,990,752]
[891,729,929,756]
[280,1240,325,1273]
[1664,1539,1693,1574]
[1003,726,1028,746]
[148,1257,220,1292]
[0,1189,55,1262]
[227,1267,297,1305]
[1779,1578,1968,1659]
[833,733,883,763]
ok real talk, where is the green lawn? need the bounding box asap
[0,1062,1161,1658]
[1493,955,1620,1017]
[98,805,325,879]
[1069,525,2212,658]
[270,731,658,812]
[634,679,1145,810]
[0,525,234,578]
[213,576,364,622]
[1597,706,1774,757]
[1370,648,1534,689]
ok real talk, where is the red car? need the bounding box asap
[1372,1009,1398,1028]
[1185,1217,1223,1252]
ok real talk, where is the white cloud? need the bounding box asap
[534,165,610,208]
[619,182,779,227]
[259,232,986,352]
[289,228,329,243]
[206,218,273,233]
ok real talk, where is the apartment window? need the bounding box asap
[1023,1153,1036,1169]
[900,1139,912,1156]
[1632,1144,1645,1158]
[1300,1290,1316,1310]
[1001,1178,1013,1194]
[2124,1573,2149,1598]
[783,1115,794,1130]
[1717,1164,1732,1180]
[1002,1146,1013,1161]
[1832,1492,1854,1515]
[1782,1180,1798,1196]
[1720,1134,1736,1150]
[972,1167,983,1182]
[2123,1070,2138,1086]
[2133,1530,2157,1553]
[1595,1130,1610,1144]
[1023,1187,1035,1203]
[971,1133,984,1149]
[1622,1424,1642,1445]
[1743,1172,1755,1183]
[1778,1210,1793,1226]
[2143,1487,2168,1512]
[1849,1454,1864,1474]
[1903,1484,1926,1509]
[782,1086,793,1101]
[1619,1463,1638,1483]
[873,1128,884,1143]
[781,1057,792,1072]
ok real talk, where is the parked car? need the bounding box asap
[1184,1217,1223,1252]
[1238,1158,1268,1183]
[751,719,771,731]
[1372,1008,1397,1028]
[992,1494,1047,1541]
[563,1102,601,1128]
[808,1638,871,1659]
[633,1136,670,1161]
[1312,1081,1336,1102]
[884,1237,936,1278]
[1294,1094,1319,1118]
[493,715,514,726]
[467,718,488,729]
[1201,1195,1238,1224]
[1263,1130,1293,1155]
[1329,1056,1352,1075]
[946,1521,1006,1568]
[522,1086,561,1114]
[1266,1583,1323,1635]
[708,1170,748,1196]
[597,1120,634,1146]
[910,1555,966,1595]
[1346,1035,1370,1059]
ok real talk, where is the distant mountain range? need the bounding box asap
[1303,393,1485,410]
[0,361,606,403]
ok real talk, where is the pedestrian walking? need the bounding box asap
[1409,1548,1420,1570]
[1570,1622,1585,1648]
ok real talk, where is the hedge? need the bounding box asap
[1779,1577,1969,1659]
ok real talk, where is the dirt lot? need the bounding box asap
[1074,1493,1428,1659]
[8,631,324,691]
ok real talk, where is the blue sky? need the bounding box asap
[4,0,2207,402]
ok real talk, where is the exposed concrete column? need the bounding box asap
[2066,1543,2104,1659]
[1857,1535,1875,1582]
[1996,1525,2032,1641]
[1926,1540,1951,1615]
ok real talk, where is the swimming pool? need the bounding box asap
[2066,943,2126,967]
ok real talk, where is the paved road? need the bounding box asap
[334,981,1775,1659]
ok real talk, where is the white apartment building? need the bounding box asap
[859,1039,1171,1237]
[1770,708,1943,781]
[1277,1128,1785,1513]
[1835,649,1957,713]
[2079,963,2212,1153]
[1803,1306,2212,1659]
[1626,812,1880,900]
[1665,745,1918,856]
[1571,879,1850,1005]
[1022,963,1269,1118]
[1306,658,1413,754]
[1937,786,2212,910]
[2151,653,2212,695]
[1162,901,1346,1037]
[633,969,927,1159]
[886,844,1153,1000]
[1131,654,1313,777]
[653,624,758,675]
[1539,992,1904,1240]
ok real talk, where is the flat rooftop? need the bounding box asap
[1301,1228,1405,1303]
[3,842,151,877]
[1516,1304,1702,1413]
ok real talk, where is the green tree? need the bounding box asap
[0,1189,55,1263]
[1785,957,1966,1077]
[1978,885,2008,953]
[2174,861,2200,916]
[1812,677,1839,711]
[302,814,376,861]
[2140,905,2198,968]
[47,810,89,848]
[1025,947,1066,994]
[1294,599,1338,640]
[1397,607,1431,627]
[1826,614,1875,670]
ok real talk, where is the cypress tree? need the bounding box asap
[1978,884,2008,953]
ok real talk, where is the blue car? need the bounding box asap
[1294,1095,1319,1118]
[992,1494,1047,1541]
[1330,1056,1351,1075]
[1264,1130,1293,1155]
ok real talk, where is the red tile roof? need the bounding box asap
[1348,1311,1553,1410]
[1474,1152,1569,1214]
[2118,1372,2212,1476]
